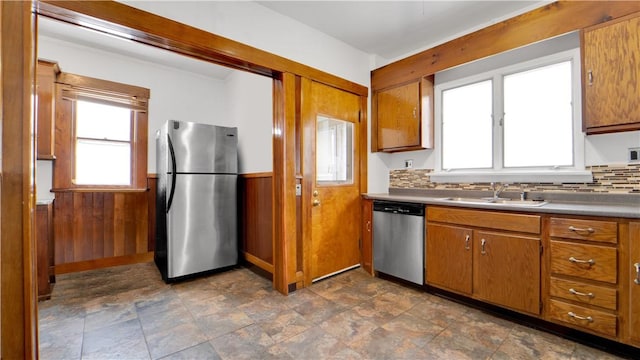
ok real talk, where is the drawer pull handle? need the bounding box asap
[569,288,594,298]
[568,311,593,323]
[480,238,487,255]
[568,226,595,234]
[569,257,595,266]
[635,263,640,285]
[464,234,470,251]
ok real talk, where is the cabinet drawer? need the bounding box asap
[427,207,540,234]
[549,277,617,310]
[549,241,617,284]
[548,299,617,337]
[550,218,617,244]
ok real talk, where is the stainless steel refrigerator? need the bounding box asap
[155,120,238,282]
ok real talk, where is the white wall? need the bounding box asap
[225,71,273,174]
[38,36,229,174]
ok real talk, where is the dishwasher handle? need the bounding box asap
[373,200,424,216]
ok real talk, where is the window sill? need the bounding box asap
[428,169,593,184]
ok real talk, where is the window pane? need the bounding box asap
[442,80,493,169]
[75,139,131,185]
[503,61,573,167]
[316,116,353,184]
[76,100,131,141]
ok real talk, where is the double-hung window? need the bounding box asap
[53,72,149,191]
[432,46,591,183]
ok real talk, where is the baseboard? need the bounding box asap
[54,252,154,274]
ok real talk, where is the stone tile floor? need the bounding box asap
[39,262,625,359]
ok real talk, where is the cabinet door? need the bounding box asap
[361,199,373,275]
[376,81,420,150]
[426,223,472,295]
[583,15,640,132]
[630,222,640,344]
[473,231,541,315]
[36,60,57,159]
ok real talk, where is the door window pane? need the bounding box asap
[503,61,573,167]
[442,80,493,169]
[75,139,131,185]
[316,116,353,184]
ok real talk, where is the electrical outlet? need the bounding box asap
[629,147,640,163]
[404,159,413,168]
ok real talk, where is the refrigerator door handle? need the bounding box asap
[167,134,177,213]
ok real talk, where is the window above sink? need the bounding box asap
[430,32,592,184]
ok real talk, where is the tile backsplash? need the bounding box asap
[389,164,640,193]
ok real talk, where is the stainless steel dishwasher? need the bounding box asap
[373,200,425,285]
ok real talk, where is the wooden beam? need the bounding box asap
[35,0,368,97]
[1,1,38,358]
[372,1,640,90]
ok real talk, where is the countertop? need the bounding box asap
[364,188,640,219]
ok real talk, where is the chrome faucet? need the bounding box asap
[490,182,508,199]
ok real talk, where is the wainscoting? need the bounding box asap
[51,173,273,275]
[239,172,274,274]
[52,176,156,274]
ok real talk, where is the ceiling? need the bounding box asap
[38,1,547,79]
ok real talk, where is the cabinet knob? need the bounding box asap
[634,263,640,285]
[588,70,593,86]
[464,234,470,251]
[312,199,321,207]
[480,238,487,255]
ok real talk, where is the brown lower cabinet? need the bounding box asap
[426,207,541,315]
[361,199,373,275]
[36,202,54,300]
[417,204,640,351]
[627,222,640,346]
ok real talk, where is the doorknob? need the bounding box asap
[313,190,319,197]
[312,199,321,206]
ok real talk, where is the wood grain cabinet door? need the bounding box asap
[426,223,473,295]
[473,231,541,315]
[376,81,421,150]
[583,14,640,133]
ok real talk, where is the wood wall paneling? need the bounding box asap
[240,173,274,271]
[36,203,54,300]
[147,175,157,251]
[53,190,150,272]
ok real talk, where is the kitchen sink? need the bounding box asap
[439,197,548,207]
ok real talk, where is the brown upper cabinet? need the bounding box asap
[36,59,60,160]
[582,12,640,134]
[371,76,433,152]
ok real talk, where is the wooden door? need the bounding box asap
[426,223,473,295]
[302,79,361,282]
[473,231,541,315]
[583,14,640,131]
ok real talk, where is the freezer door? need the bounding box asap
[167,173,237,278]
[167,120,237,174]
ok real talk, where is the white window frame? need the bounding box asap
[431,48,592,183]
